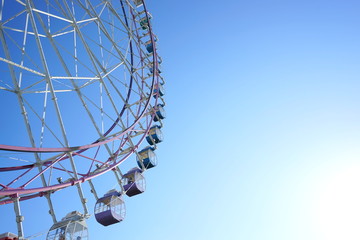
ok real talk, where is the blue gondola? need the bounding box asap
[46,211,88,240]
[146,125,163,145]
[137,147,157,169]
[145,40,154,53]
[149,63,162,74]
[123,168,145,197]
[145,34,158,53]
[153,104,166,122]
[94,190,125,226]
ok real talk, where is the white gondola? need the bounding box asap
[46,211,88,240]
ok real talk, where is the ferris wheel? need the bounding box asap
[0,0,165,239]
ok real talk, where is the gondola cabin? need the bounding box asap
[145,40,154,53]
[153,104,166,122]
[132,0,143,7]
[46,211,88,240]
[140,13,152,30]
[149,64,162,74]
[94,190,125,226]
[153,83,165,97]
[0,232,18,240]
[137,147,157,169]
[145,35,157,53]
[123,168,146,197]
[146,125,163,145]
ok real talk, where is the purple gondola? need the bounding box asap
[94,190,125,226]
[123,168,146,197]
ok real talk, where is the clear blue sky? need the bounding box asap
[2,0,360,239]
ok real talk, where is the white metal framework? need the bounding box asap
[0,0,164,238]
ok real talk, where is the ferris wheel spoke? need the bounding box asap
[0,56,45,78]
[4,8,31,84]
[0,18,51,164]
[14,0,26,7]
[0,0,4,22]
[2,26,47,38]
[80,34,127,70]
[80,90,147,143]
[80,36,136,91]
[4,167,34,189]
[51,164,81,179]
[81,94,119,125]
[20,77,47,92]
[85,21,152,134]
[31,0,122,157]
[46,165,53,185]
[27,1,72,150]
[63,13,125,124]
[51,28,75,38]
[77,1,140,84]
[0,31,45,81]
[72,152,108,169]
[39,83,49,148]
[21,96,66,148]
[31,6,72,24]
[30,33,135,158]
[84,0,133,36]
[1,8,26,26]
[0,79,14,91]
[20,156,64,188]
[84,39,146,108]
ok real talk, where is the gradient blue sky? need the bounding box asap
[2,0,360,239]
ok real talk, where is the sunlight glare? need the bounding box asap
[313,165,360,240]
